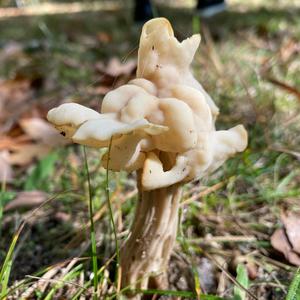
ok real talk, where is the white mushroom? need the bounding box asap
[72,118,167,148]
[47,17,248,297]
[47,102,105,138]
[101,133,149,172]
[142,152,190,190]
[136,17,219,118]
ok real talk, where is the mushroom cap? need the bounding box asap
[47,103,111,138]
[128,79,157,96]
[152,98,198,153]
[47,103,102,127]
[101,133,152,172]
[136,17,219,118]
[142,152,190,191]
[72,118,168,148]
[47,18,248,191]
[137,18,201,78]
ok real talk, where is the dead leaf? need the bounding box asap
[4,190,47,211]
[0,117,69,167]
[0,78,32,105]
[8,143,50,166]
[0,150,13,183]
[0,136,24,150]
[246,261,258,280]
[233,253,258,280]
[97,31,112,44]
[271,229,300,266]
[87,85,111,96]
[19,117,68,146]
[96,57,136,77]
[0,78,33,125]
[271,211,300,266]
[55,211,71,222]
[281,211,300,254]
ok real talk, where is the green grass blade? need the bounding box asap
[83,147,98,300]
[105,138,120,289]
[192,15,201,33]
[286,268,300,300]
[43,264,83,300]
[71,253,116,300]
[25,151,58,191]
[234,264,249,300]
[178,207,202,298]
[0,259,13,299]
[0,191,72,299]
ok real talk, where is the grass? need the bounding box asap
[105,138,122,297]
[286,269,300,300]
[83,146,99,299]
[0,0,300,299]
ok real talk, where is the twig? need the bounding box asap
[181,181,225,206]
[266,77,300,101]
[186,235,257,244]
[203,251,259,300]
[25,275,89,292]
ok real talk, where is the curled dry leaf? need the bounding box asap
[0,117,69,167]
[271,211,300,266]
[281,211,300,254]
[4,190,47,211]
[19,117,69,147]
[0,136,50,166]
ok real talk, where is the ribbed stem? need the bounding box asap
[120,172,182,298]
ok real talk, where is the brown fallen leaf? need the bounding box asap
[271,228,300,266]
[8,143,50,166]
[96,57,136,77]
[0,150,13,183]
[87,85,111,96]
[4,190,47,211]
[0,135,31,150]
[232,253,258,280]
[0,78,33,123]
[55,211,71,222]
[19,117,68,147]
[281,211,300,254]
[0,135,51,166]
[0,117,69,167]
[271,211,300,266]
[97,31,112,44]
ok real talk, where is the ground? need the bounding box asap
[0,0,300,299]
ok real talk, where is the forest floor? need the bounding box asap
[0,0,300,299]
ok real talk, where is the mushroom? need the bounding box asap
[47,18,248,297]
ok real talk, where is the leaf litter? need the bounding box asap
[271,211,300,266]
